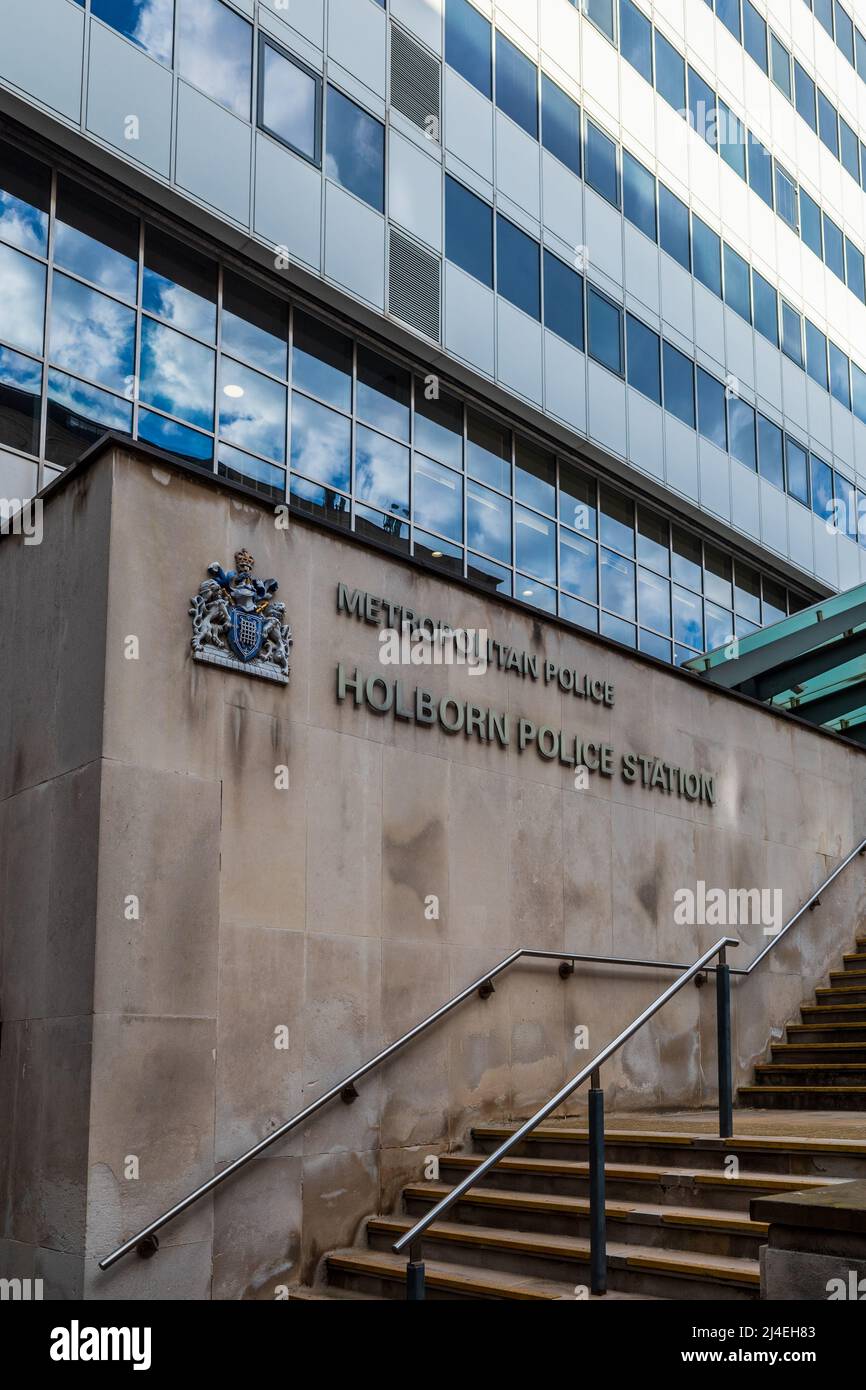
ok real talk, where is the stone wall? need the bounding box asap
[2,441,866,1299]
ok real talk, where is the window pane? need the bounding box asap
[704,546,733,607]
[445,0,491,97]
[814,0,833,38]
[658,185,689,268]
[800,189,822,258]
[541,75,580,176]
[840,117,860,182]
[785,438,809,505]
[46,368,132,466]
[54,175,138,300]
[654,30,685,109]
[620,0,653,83]
[723,243,751,321]
[718,100,746,178]
[728,396,756,469]
[357,345,410,440]
[762,579,787,625]
[823,214,844,280]
[705,601,735,651]
[601,549,636,620]
[560,460,596,536]
[560,530,597,601]
[757,416,784,488]
[805,320,828,389]
[325,86,384,212]
[747,132,773,206]
[516,505,555,582]
[496,215,540,320]
[717,0,741,41]
[519,574,557,613]
[586,0,615,41]
[219,357,286,463]
[292,310,352,411]
[355,424,409,516]
[259,41,320,164]
[687,67,717,146]
[752,270,778,345]
[561,593,598,631]
[834,470,857,540]
[735,562,761,622]
[0,139,50,256]
[794,61,816,132]
[143,226,217,341]
[414,380,463,468]
[638,567,671,634]
[600,486,634,555]
[222,268,288,377]
[637,509,669,574]
[445,176,492,287]
[92,0,174,65]
[693,215,721,295]
[50,272,136,394]
[515,438,555,513]
[140,317,215,429]
[829,343,850,408]
[697,367,726,448]
[836,2,855,60]
[290,475,351,527]
[543,251,583,350]
[672,528,701,590]
[743,1,767,70]
[845,238,866,302]
[468,552,511,594]
[178,0,252,119]
[623,151,657,239]
[585,120,619,206]
[810,454,833,521]
[290,391,351,489]
[853,362,866,425]
[587,288,622,374]
[138,409,213,466]
[467,478,511,561]
[640,628,671,661]
[817,90,839,157]
[781,300,803,365]
[626,313,661,403]
[774,164,798,230]
[0,242,46,357]
[496,32,537,137]
[663,341,695,427]
[215,444,283,500]
[673,585,703,649]
[0,344,41,455]
[414,454,462,539]
[770,35,791,98]
[467,409,509,490]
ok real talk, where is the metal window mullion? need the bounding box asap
[131,215,144,443]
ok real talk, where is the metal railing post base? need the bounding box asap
[406,1244,425,1300]
[716,958,734,1141]
[589,1074,607,1296]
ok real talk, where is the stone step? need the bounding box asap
[801,1003,866,1024]
[739,1085,866,1110]
[790,1019,866,1041]
[830,969,866,983]
[755,1062,866,1085]
[771,1041,866,1064]
[325,1249,652,1300]
[402,1182,768,1259]
[815,985,866,1004]
[365,1215,761,1300]
[842,953,866,970]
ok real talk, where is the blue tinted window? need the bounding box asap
[46,368,132,465]
[222,269,287,377]
[692,215,721,296]
[774,164,798,230]
[623,151,656,239]
[140,318,215,429]
[805,320,828,388]
[585,120,619,206]
[829,342,851,408]
[687,67,717,147]
[560,531,598,602]
[770,35,791,98]
[445,0,491,97]
[794,61,816,131]
[658,185,689,268]
[0,139,50,257]
[543,250,583,349]
[654,31,685,109]
[178,0,252,119]
[0,343,41,455]
[697,368,726,449]
[587,287,622,374]
[743,2,767,70]
[626,314,661,402]
[747,133,773,206]
[753,270,778,345]
[835,1,854,60]
[717,0,741,40]
[541,75,580,176]
[718,100,746,178]
[848,239,866,302]
[757,416,784,488]
[781,300,803,365]
[445,176,492,286]
[139,410,212,465]
[818,91,839,156]
[414,454,462,540]
[857,28,866,77]
[356,425,409,514]
[516,505,555,583]
[786,438,809,504]
[54,176,138,301]
[663,342,694,427]
[852,362,866,425]
[585,0,615,42]
[723,243,751,322]
[814,0,834,39]
[840,118,860,181]
[800,189,822,258]
[0,242,46,357]
[835,469,857,541]
[496,32,537,137]
[467,478,510,561]
[728,397,756,470]
[823,214,844,279]
[50,273,135,395]
[810,454,833,520]
[356,346,410,440]
[292,310,352,412]
[620,0,653,83]
[219,357,286,463]
[496,215,540,320]
[326,87,384,211]
[143,226,217,341]
[259,41,321,166]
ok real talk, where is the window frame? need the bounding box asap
[256,35,323,168]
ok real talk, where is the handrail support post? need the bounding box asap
[716,953,733,1141]
[406,1240,425,1301]
[588,1068,607,1296]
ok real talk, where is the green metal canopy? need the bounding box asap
[683,581,866,744]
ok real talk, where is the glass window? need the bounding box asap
[853,362,866,425]
[560,460,596,536]
[291,475,351,528]
[857,27,866,77]
[859,492,866,549]
[357,345,410,440]
[0,139,50,256]
[290,391,351,490]
[258,39,321,165]
[823,213,845,280]
[704,547,733,608]
[810,454,833,521]
[717,0,741,41]
[697,367,726,449]
[626,314,661,403]
[762,579,787,625]
[814,0,833,38]
[561,593,598,630]
[222,268,288,377]
[654,30,685,110]
[587,287,622,374]
[718,100,746,178]
[292,310,352,412]
[846,238,866,302]
[659,185,690,269]
[829,342,851,408]
[743,2,767,69]
[585,120,619,206]
[585,0,615,42]
[445,176,492,287]
[747,132,773,206]
[692,214,722,296]
[219,357,286,463]
[217,444,284,500]
[640,628,671,661]
[445,0,491,96]
[620,0,653,83]
[673,585,703,650]
[143,227,217,341]
[601,548,636,621]
[723,243,751,322]
[728,396,756,469]
[805,320,828,389]
[705,601,735,652]
[467,409,510,491]
[139,318,215,429]
[560,530,598,601]
[496,216,540,320]
[326,87,384,213]
[468,553,511,595]
[840,117,860,182]
[752,270,778,345]
[541,75,580,176]
[785,437,809,505]
[92,0,174,65]
[600,486,634,555]
[817,90,839,156]
[622,151,656,240]
[414,381,463,469]
[672,528,702,591]
[414,454,462,539]
[138,410,213,466]
[515,439,555,514]
[835,0,854,55]
[496,32,537,137]
[355,424,410,516]
[0,344,41,456]
[735,562,761,622]
[774,164,798,230]
[467,478,510,561]
[770,35,791,98]
[601,612,636,648]
[50,273,136,395]
[835,469,857,540]
[781,299,803,365]
[794,61,817,132]
[800,189,822,259]
[637,509,669,575]
[543,251,583,350]
[519,575,557,614]
[687,67,717,146]
[0,242,46,358]
[178,0,252,119]
[54,176,138,301]
[663,342,695,427]
[46,368,132,467]
[757,416,784,488]
[516,505,555,583]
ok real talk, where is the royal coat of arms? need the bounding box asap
[189,549,292,684]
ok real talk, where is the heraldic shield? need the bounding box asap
[189,549,292,685]
[229,608,265,662]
